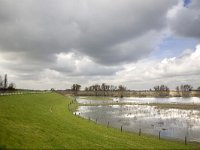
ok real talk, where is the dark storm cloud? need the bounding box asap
[4,0,196,90]
[0,0,178,67]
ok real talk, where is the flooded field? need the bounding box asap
[75,97,200,142]
[77,97,200,105]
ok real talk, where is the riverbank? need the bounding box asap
[0,93,200,149]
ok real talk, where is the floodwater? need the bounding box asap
[75,97,200,142]
[77,96,200,104]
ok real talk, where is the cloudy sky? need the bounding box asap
[0,0,200,90]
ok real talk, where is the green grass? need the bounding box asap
[0,93,200,149]
[79,96,112,100]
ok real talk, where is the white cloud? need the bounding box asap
[2,44,200,90]
[114,44,200,89]
[167,1,183,19]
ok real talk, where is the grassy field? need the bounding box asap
[0,93,200,149]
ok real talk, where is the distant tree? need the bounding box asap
[0,75,3,89]
[153,85,170,97]
[0,74,17,91]
[110,85,117,91]
[197,87,200,90]
[7,82,16,90]
[85,87,89,91]
[92,84,100,96]
[118,85,126,98]
[180,84,193,92]
[154,85,169,91]
[176,86,179,92]
[88,86,93,91]
[105,85,110,91]
[160,85,169,91]
[3,74,8,89]
[101,83,106,96]
[71,84,81,97]
[110,85,117,96]
[153,85,160,91]
[101,83,111,96]
[175,86,181,96]
[180,84,193,97]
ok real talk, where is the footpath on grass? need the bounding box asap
[0,93,200,149]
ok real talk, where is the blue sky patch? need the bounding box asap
[183,0,191,7]
[150,36,198,59]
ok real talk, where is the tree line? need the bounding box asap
[0,74,16,91]
[71,83,126,97]
[152,84,200,97]
[70,83,200,97]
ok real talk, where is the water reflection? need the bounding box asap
[77,97,200,104]
[121,97,200,104]
[76,104,200,142]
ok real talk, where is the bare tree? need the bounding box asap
[8,82,16,90]
[92,84,100,96]
[4,74,8,89]
[176,86,181,96]
[153,85,170,97]
[101,83,106,96]
[110,85,117,96]
[176,86,179,92]
[0,75,3,90]
[118,85,126,98]
[180,84,193,92]
[85,87,89,91]
[0,74,16,91]
[153,85,160,91]
[88,86,93,91]
[71,84,81,97]
[105,85,110,92]
[86,83,115,96]
[180,84,193,97]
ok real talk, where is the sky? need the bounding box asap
[0,0,200,90]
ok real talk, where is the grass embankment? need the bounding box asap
[0,93,200,149]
